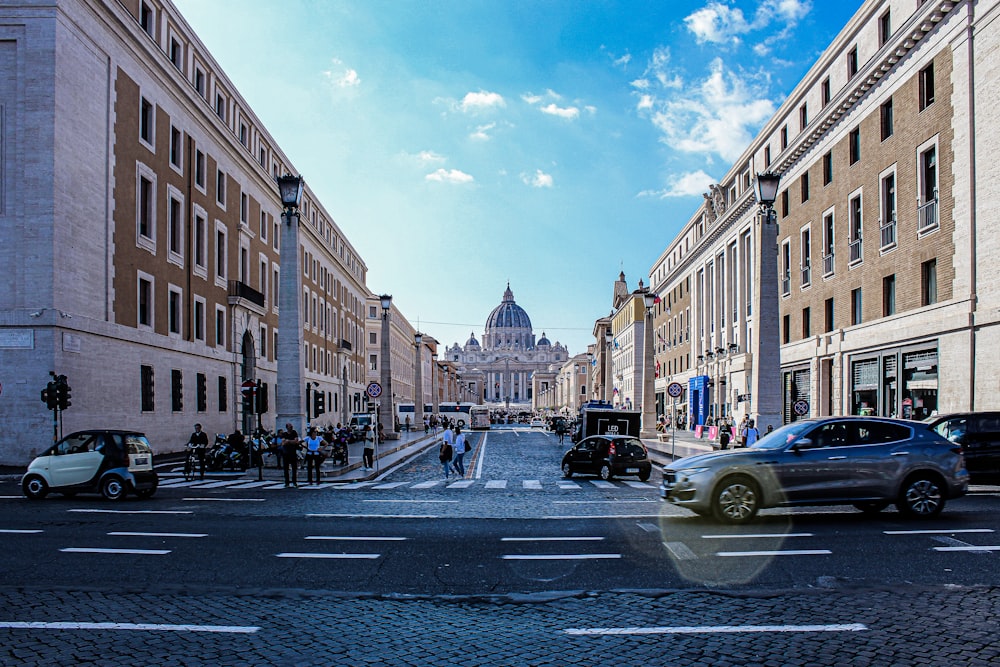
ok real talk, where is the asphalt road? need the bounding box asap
[2,426,999,666]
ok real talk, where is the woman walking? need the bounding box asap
[451,426,467,477]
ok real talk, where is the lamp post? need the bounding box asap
[413,332,423,430]
[640,291,658,439]
[604,329,614,403]
[379,294,394,434]
[431,352,439,416]
[752,171,783,431]
[276,174,305,436]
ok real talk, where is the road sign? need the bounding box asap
[667,382,683,398]
[366,382,382,398]
[793,399,810,416]
[241,379,256,396]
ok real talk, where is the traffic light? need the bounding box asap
[242,385,255,415]
[55,375,71,410]
[255,382,268,414]
[313,390,325,417]
[40,381,58,411]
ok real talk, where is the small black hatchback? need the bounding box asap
[926,412,1000,484]
[561,435,652,481]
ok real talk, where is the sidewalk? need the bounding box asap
[641,428,716,465]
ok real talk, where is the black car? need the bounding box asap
[561,435,652,481]
[926,412,1000,483]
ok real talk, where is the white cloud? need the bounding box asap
[470,122,496,141]
[758,0,811,23]
[460,90,505,112]
[684,3,750,45]
[638,170,716,199]
[323,58,361,88]
[684,1,813,50]
[426,168,474,184]
[418,150,446,163]
[540,103,579,120]
[521,170,554,188]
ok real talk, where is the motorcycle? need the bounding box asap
[206,434,247,472]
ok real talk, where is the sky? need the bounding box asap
[171,0,862,355]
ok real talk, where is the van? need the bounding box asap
[348,413,374,430]
[927,412,1000,483]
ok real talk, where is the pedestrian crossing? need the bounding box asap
[155,475,655,492]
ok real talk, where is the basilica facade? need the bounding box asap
[444,285,568,407]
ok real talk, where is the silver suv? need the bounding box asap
[660,417,968,524]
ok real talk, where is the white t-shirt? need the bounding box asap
[304,436,323,454]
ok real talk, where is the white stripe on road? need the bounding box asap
[108,532,206,538]
[330,482,376,490]
[564,623,867,635]
[717,550,832,557]
[885,529,994,535]
[189,480,244,489]
[305,536,407,541]
[543,514,664,520]
[182,497,266,502]
[589,480,616,489]
[372,482,409,489]
[0,621,259,633]
[68,509,192,515]
[557,482,581,489]
[523,480,542,490]
[621,481,653,488]
[226,481,278,489]
[0,496,24,499]
[933,545,1000,552]
[0,529,42,534]
[554,499,656,504]
[485,480,507,489]
[474,432,488,479]
[276,552,380,559]
[663,541,698,561]
[60,548,170,555]
[447,480,475,488]
[501,537,605,542]
[502,554,621,560]
[307,513,440,519]
[411,481,443,489]
[702,533,815,539]
[363,499,458,503]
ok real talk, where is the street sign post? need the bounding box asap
[792,399,810,417]
[666,382,683,460]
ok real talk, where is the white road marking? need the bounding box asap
[68,509,192,515]
[363,499,458,504]
[933,545,1000,552]
[307,513,441,519]
[636,523,660,533]
[589,480,616,489]
[305,536,407,541]
[502,554,621,560]
[717,549,832,557]
[226,481,280,489]
[0,621,259,633]
[331,482,376,490]
[564,623,867,635]
[702,533,815,539]
[411,481,443,489]
[447,480,475,488]
[557,482,581,489]
[372,482,409,489]
[276,552,380,559]
[60,548,170,555]
[523,480,542,490]
[108,532,206,538]
[543,514,665,520]
[663,541,698,561]
[189,480,243,489]
[474,432,488,479]
[884,529,994,535]
[485,480,507,489]
[182,497,266,502]
[553,499,656,504]
[501,537,605,542]
[0,529,42,534]
[621,481,653,488]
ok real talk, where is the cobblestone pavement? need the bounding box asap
[1,585,998,666]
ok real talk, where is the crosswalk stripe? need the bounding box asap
[227,481,276,489]
[189,480,244,489]
[558,482,581,489]
[523,480,542,490]
[372,482,409,489]
[411,481,443,489]
[447,480,475,488]
[622,481,653,488]
[485,480,507,489]
[590,480,616,489]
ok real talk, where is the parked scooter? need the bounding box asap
[206,434,247,471]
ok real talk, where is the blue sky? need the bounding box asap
[171,0,861,355]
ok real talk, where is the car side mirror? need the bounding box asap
[792,437,814,453]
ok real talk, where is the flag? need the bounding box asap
[653,295,661,304]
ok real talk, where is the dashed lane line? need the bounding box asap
[564,623,868,636]
[68,509,192,515]
[305,536,407,541]
[108,532,207,538]
[60,547,170,555]
[0,622,260,633]
[411,481,444,489]
[501,537,605,542]
[0,529,42,534]
[701,533,815,539]
[884,529,995,535]
[276,552,380,559]
[717,549,832,557]
[446,480,476,489]
[181,497,266,502]
[501,554,622,560]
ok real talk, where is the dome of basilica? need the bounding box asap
[485,284,532,331]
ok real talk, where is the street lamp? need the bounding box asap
[275,174,305,437]
[604,328,613,403]
[751,170,783,431]
[640,290,657,438]
[414,332,423,430]
[379,294,394,434]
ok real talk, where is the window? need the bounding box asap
[849,193,862,265]
[170,126,182,168]
[781,241,791,296]
[169,37,182,70]
[193,208,207,272]
[921,259,937,306]
[821,77,831,107]
[137,274,153,329]
[139,1,154,38]
[369,332,377,345]
[215,93,226,120]
[883,275,896,317]
[369,354,378,371]
[140,364,154,412]
[168,287,182,335]
[259,258,268,301]
[918,142,938,231]
[849,127,861,164]
[824,297,835,333]
[800,172,810,203]
[215,306,226,346]
[240,192,249,225]
[851,288,862,326]
[880,171,897,249]
[764,145,771,167]
[879,10,891,46]
[880,98,893,141]
[166,193,183,260]
[823,211,835,276]
[194,68,206,98]
[216,169,226,207]
[799,103,808,130]
[217,376,227,412]
[193,297,206,341]
[800,227,812,286]
[823,151,833,185]
[781,190,789,218]
[919,63,935,110]
[215,226,227,281]
[137,171,154,243]
[171,369,183,412]
[139,96,154,146]
[240,122,248,147]
[802,307,811,338]
[780,125,788,150]
[782,314,791,344]
[196,373,207,412]
[195,150,205,189]
[847,46,858,78]
[260,211,268,241]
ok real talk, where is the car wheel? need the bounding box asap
[638,470,651,482]
[599,464,613,481]
[135,488,156,499]
[712,475,760,524]
[898,474,945,518]
[561,463,573,478]
[100,476,127,501]
[853,501,890,515]
[22,475,49,500]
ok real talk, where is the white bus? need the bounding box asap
[438,402,474,428]
[470,405,491,430]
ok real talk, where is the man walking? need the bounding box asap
[280,423,301,487]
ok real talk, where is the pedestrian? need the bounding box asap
[376,422,385,446]
[451,426,467,477]
[738,415,749,447]
[404,415,411,432]
[718,418,732,450]
[442,421,455,458]
[186,423,209,479]
[438,436,453,479]
[303,426,324,485]
[280,422,301,487]
[424,415,430,434]
[766,424,774,435]
[743,419,761,447]
[362,424,376,470]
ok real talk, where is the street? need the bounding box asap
[1,426,999,665]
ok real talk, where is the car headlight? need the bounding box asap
[678,467,710,476]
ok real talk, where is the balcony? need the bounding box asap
[823,252,835,277]
[339,339,352,351]
[228,280,265,313]
[849,238,863,265]
[880,217,896,249]
[918,197,938,232]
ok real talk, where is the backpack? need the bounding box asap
[464,439,472,453]
[439,443,453,463]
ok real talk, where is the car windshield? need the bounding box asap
[125,435,152,454]
[749,421,815,450]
